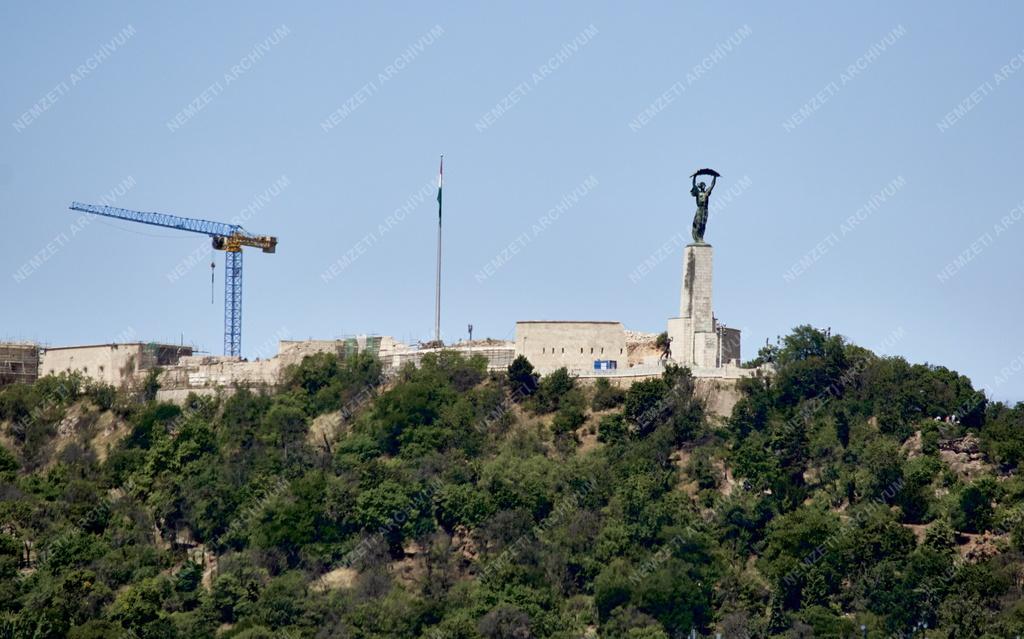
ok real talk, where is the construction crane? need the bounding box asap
[68,202,277,357]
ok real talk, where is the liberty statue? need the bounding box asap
[690,168,720,243]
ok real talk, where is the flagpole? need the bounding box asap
[434,154,443,344]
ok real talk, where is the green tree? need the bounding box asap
[141,367,162,402]
[592,377,626,411]
[952,479,998,533]
[598,413,630,445]
[534,367,576,414]
[507,355,539,398]
[624,378,668,436]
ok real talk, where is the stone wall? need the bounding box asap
[159,355,282,389]
[384,343,515,372]
[577,373,746,418]
[515,321,627,375]
[41,343,192,387]
[157,337,516,393]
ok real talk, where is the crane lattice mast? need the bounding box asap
[68,202,277,357]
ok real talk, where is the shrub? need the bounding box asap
[507,355,539,399]
[552,406,586,436]
[592,378,625,411]
[534,368,576,414]
[598,414,630,444]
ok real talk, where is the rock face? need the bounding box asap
[625,331,661,367]
[939,434,991,480]
[944,434,982,456]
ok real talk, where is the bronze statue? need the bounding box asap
[690,168,720,243]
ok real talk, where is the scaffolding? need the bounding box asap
[336,336,382,359]
[0,343,40,386]
[138,343,194,370]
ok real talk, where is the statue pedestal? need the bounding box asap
[669,244,719,368]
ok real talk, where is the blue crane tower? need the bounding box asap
[68,202,278,357]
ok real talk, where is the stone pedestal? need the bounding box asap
[669,244,720,368]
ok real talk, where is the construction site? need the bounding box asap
[3,169,758,418]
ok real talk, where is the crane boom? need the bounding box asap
[67,201,278,357]
[70,202,240,237]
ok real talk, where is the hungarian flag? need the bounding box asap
[436,154,443,221]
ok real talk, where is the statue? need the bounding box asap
[690,168,720,243]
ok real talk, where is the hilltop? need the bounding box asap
[0,325,1023,638]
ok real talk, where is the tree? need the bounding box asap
[952,479,998,533]
[478,605,533,639]
[208,573,250,623]
[507,355,539,399]
[534,367,576,414]
[981,402,1024,469]
[730,375,774,438]
[0,444,18,474]
[261,403,308,453]
[761,506,842,610]
[352,480,422,555]
[854,438,904,502]
[598,414,630,445]
[552,406,586,436]
[257,571,306,629]
[141,368,162,402]
[745,341,779,368]
[592,377,626,411]
[624,378,668,436]
[435,482,496,530]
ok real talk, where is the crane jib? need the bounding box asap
[66,201,277,358]
[69,201,242,237]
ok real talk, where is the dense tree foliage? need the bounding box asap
[1,326,1023,637]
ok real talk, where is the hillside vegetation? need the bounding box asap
[2,326,1024,638]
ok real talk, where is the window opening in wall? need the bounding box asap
[561,348,564,353]
[590,347,594,354]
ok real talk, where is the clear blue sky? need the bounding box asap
[3,3,1023,401]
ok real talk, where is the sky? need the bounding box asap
[2,3,1023,401]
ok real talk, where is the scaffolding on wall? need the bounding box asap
[0,343,40,386]
[335,336,383,359]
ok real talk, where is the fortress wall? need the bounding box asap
[41,343,191,387]
[516,321,627,375]
[158,338,516,392]
[577,373,745,419]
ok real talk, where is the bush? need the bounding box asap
[282,351,383,416]
[592,378,625,411]
[624,378,668,435]
[435,483,496,530]
[598,414,630,445]
[507,355,539,399]
[85,382,118,411]
[952,478,999,533]
[552,406,586,436]
[534,368,576,414]
[0,444,18,473]
[141,368,162,402]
